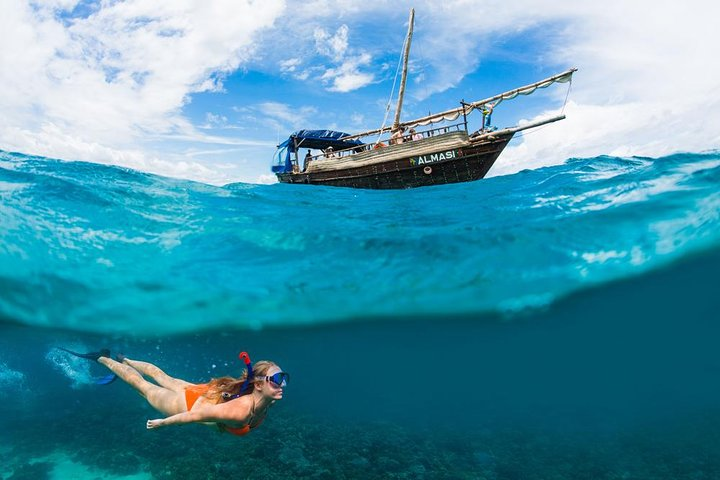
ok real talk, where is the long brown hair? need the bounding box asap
[204,360,278,403]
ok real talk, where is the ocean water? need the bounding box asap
[1,148,720,479]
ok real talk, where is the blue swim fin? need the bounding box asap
[58,346,116,386]
[94,373,118,385]
[58,347,110,362]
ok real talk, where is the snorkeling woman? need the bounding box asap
[59,348,287,435]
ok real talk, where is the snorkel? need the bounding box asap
[238,351,254,395]
[223,351,254,401]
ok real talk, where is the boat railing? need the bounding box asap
[416,122,466,139]
[300,122,467,171]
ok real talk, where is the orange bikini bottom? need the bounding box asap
[185,383,210,410]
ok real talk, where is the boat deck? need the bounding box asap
[306,131,469,173]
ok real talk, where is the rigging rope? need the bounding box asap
[375,34,408,145]
[498,77,574,141]
[561,76,573,115]
[504,74,574,139]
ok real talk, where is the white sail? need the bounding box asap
[342,68,576,141]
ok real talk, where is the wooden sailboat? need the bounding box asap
[271,9,576,189]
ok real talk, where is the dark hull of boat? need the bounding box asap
[277,134,514,189]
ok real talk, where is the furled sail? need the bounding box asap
[341,68,576,141]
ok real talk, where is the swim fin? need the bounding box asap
[94,374,118,385]
[58,347,117,385]
[58,347,111,362]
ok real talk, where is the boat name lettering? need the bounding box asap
[411,149,458,165]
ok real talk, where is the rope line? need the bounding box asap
[510,76,574,142]
[561,76,573,115]
[376,34,407,145]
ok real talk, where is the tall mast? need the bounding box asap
[392,8,414,131]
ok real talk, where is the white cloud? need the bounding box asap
[314,25,349,61]
[488,0,720,176]
[321,53,374,92]
[279,57,302,72]
[312,24,374,92]
[1,121,231,184]
[252,102,318,129]
[0,0,285,181]
[199,113,229,129]
[279,58,313,81]
[2,0,718,185]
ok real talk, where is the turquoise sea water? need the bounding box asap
[1,148,720,479]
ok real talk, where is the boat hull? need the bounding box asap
[277,133,514,189]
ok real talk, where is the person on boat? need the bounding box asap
[58,348,287,436]
[324,146,336,158]
[409,128,422,141]
[482,102,496,131]
[390,126,406,145]
[304,150,313,171]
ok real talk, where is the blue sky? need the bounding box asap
[1,0,718,184]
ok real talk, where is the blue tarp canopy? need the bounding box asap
[272,130,363,173]
[282,130,363,153]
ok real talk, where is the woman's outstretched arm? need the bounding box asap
[146,400,249,429]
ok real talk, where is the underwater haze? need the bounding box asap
[1,149,720,479]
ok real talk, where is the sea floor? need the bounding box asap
[5,405,720,479]
[3,451,152,480]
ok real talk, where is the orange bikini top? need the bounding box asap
[220,396,265,436]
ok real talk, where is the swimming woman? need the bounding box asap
[60,348,287,435]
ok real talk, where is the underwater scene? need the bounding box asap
[1,149,720,479]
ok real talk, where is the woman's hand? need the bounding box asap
[146,418,164,429]
[145,400,248,431]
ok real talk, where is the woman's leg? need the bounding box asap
[119,357,193,392]
[98,356,186,416]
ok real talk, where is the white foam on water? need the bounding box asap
[45,347,98,389]
[0,361,26,398]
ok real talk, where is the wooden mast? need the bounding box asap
[392,8,415,131]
